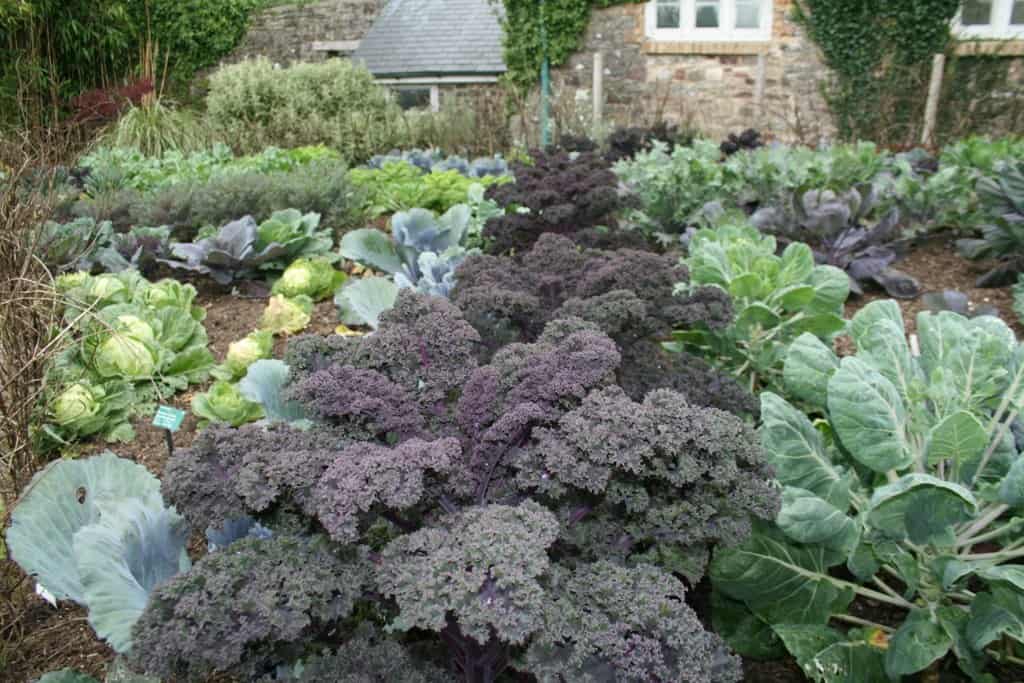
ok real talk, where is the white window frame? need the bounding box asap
[955,0,1024,40]
[645,0,773,42]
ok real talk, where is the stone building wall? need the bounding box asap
[224,0,386,66]
[550,0,834,144]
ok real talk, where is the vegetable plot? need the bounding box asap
[712,300,1024,681]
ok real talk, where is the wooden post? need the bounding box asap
[921,53,946,147]
[592,51,604,138]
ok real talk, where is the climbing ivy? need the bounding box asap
[792,0,961,142]
[499,0,641,92]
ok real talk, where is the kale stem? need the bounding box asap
[872,576,906,602]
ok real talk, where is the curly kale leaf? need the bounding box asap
[377,501,559,646]
[314,437,461,542]
[130,534,369,681]
[268,626,453,682]
[525,562,742,683]
[161,424,348,530]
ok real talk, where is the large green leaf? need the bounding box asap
[885,609,953,678]
[868,474,977,545]
[853,318,917,400]
[778,242,815,287]
[710,521,854,626]
[783,333,839,410]
[828,357,912,473]
[777,487,859,554]
[926,411,988,467]
[998,456,1024,507]
[334,276,399,330]
[7,453,163,602]
[710,589,785,659]
[75,497,191,653]
[761,392,854,510]
[967,591,1024,650]
[773,624,887,683]
[338,228,403,274]
[849,300,904,349]
[806,265,849,315]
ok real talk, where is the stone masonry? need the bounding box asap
[551,0,834,144]
[224,0,386,66]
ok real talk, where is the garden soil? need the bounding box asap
[3,245,1024,683]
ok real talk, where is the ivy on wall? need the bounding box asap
[499,0,640,91]
[791,0,961,142]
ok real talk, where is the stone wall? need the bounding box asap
[549,0,835,144]
[224,0,386,66]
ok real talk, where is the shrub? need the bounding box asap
[99,101,216,157]
[76,158,365,241]
[205,58,404,161]
[713,300,1024,680]
[129,291,777,681]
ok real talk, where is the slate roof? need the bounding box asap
[353,0,507,77]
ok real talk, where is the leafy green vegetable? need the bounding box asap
[212,330,274,381]
[7,453,190,653]
[712,300,1024,680]
[261,294,313,335]
[43,272,214,447]
[957,159,1024,287]
[333,276,399,329]
[270,256,346,301]
[191,381,265,428]
[671,221,849,393]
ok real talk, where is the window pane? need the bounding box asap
[736,0,761,28]
[1013,1,1024,24]
[696,1,720,28]
[961,0,993,25]
[657,0,680,28]
[395,88,431,110]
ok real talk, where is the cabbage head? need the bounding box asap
[261,295,313,335]
[135,278,205,322]
[191,381,265,427]
[213,330,274,381]
[94,315,159,380]
[47,380,135,444]
[270,256,346,301]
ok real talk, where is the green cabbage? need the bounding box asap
[261,294,313,335]
[270,256,346,301]
[47,380,135,444]
[191,381,265,427]
[212,330,274,381]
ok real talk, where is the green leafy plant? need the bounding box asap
[7,452,190,654]
[713,299,1024,681]
[348,161,508,217]
[211,330,274,381]
[957,159,1024,287]
[191,380,264,428]
[261,294,313,335]
[42,271,214,446]
[270,256,346,301]
[670,221,849,393]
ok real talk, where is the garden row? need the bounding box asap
[7,130,1024,683]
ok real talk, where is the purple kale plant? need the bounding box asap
[481,149,636,253]
[132,291,777,682]
[452,233,755,416]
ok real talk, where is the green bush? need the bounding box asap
[205,58,405,161]
[98,101,217,157]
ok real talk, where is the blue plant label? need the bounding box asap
[153,405,186,432]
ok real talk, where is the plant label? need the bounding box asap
[153,406,186,432]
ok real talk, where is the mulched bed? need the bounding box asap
[2,238,1022,683]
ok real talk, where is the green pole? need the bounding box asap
[539,0,550,148]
